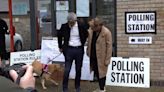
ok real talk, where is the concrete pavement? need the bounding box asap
[35,79,164,92]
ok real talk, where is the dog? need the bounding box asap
[32,59,61,89]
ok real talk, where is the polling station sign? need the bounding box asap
[125,11,156,34]
[106,57,150,88]
[10,50,41,65]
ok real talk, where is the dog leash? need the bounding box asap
[40,53,62,77]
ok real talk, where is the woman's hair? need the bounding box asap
[93,17,104,26]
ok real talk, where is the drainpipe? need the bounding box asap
[51,0,56,36]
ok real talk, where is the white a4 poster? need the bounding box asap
[76,0,89,17]
[106,57,150,88]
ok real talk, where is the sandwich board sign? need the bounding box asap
[10,50,41,65]
[106,57,150,88]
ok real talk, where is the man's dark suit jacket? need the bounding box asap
[57,22,88,54]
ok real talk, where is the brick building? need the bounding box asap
[1,0,164,84]
[115,0,164,83]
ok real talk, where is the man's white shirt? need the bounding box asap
[69,22,82,46]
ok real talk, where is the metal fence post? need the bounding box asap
[51,0,56,36]
[29,0,37,50]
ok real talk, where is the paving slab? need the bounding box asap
[35,79,164,92]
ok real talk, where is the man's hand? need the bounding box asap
[9,65,35,89]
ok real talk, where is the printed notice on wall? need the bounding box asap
[129,37,152,44]
[125,11,156,33]
[106,57,150,88]
[56,1,69,11]
[76,0,89,17]
[13,2,28,15]
[56,11,68,30]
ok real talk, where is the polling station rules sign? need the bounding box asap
[125,11,156,34]
[106,57,150,88]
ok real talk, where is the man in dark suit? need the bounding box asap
[0,18,8,60]
[57,12,88,92]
